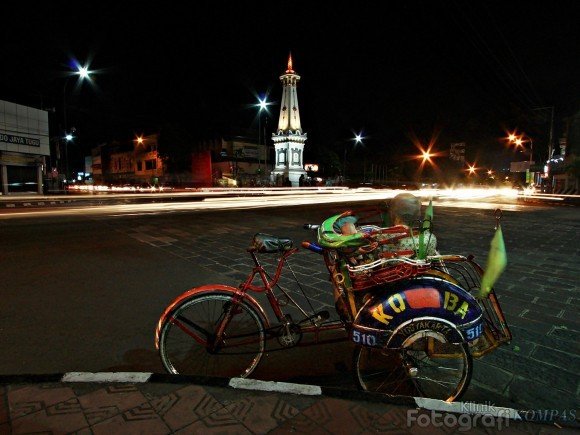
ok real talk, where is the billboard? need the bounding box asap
[510,161,531,173]
[449,143,466,162]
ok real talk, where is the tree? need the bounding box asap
[312,146,341,177]
[565,156,580,179]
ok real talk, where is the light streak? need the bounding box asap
[0,186,560,220]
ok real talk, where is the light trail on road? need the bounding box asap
[0,187,552,220]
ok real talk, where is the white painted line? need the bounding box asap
[229,377,322,396]
[414,397,522,420]
[61,372,153,383]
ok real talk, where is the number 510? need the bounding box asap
[352,330,377,346]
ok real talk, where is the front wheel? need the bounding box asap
[159,292,265,378]
[353,326,472,402]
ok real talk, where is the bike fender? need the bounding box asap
[353,276,483,346]
[154,285,270,349]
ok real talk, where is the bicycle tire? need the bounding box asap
[353,323,472,402]
[159,292,265,378]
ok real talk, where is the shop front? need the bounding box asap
[0,100,50,195]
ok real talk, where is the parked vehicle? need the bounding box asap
[155,204,511,402]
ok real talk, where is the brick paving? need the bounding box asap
[1,379,576,434]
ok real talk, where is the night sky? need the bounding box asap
[3,1,579,172]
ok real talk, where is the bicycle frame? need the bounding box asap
[155,246,349,352]
[243,247,351,345]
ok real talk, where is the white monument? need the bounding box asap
[271,54,307,187]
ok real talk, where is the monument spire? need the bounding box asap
[277,52,302,134]
[286,52,294,73]
[271,53,307,187]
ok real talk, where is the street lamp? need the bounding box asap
[508,132,534,165]
[62,63,92,183]
[343,133,364,182]
[256,97,268,174]
[64,131,75,184]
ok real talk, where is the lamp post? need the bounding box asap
[257,97,267,175]
[508,131,535,186]
[64,131,75,185]
[532,106,555,159]
[62,64,91,184]
[343,133,363,182]
[511,134,533,165]
[256,97,268,175]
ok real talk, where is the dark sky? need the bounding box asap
[3,1,580,169]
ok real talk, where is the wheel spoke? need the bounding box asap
[159,293,265,378]
[355,326,472,402]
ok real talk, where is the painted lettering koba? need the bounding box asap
[351,276,483,348]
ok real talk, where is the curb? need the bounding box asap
[0,372,576,428]
[0,199,74,208]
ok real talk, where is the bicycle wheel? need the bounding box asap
[354,327,472,402]
[159,292,265,378]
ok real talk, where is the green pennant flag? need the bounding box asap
[425,198,433,222]
[417,199,433,259]
[479,225,508,298]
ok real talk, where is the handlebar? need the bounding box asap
[302,224,323,254]
[301,241,324,254]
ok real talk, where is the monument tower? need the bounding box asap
[271,53,307,186]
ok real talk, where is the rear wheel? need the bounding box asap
[354,326,472,402]
[159,292,265,378]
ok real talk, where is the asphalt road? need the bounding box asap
[0,198,578,414]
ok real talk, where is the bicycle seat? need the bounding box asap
[251,233,293,253]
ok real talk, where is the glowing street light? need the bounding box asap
[413,142,440,176]
[78,66,91,79]
[258,97,267,111]
[507,131,533,165]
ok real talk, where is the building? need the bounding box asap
[0,99,50,195]
[90,134,165,185]
[134,134,164,185]
[211,137,268,186]
[271,54,307,187]
[551,112,580,193]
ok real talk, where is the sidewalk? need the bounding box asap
[1,372,576,434]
